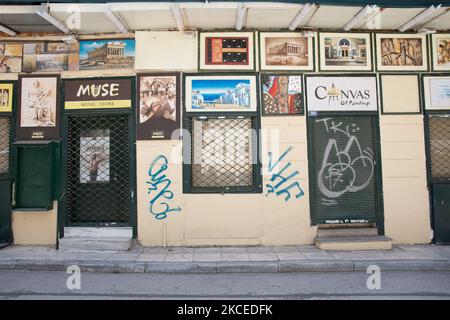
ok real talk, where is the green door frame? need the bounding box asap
[423,110,450,243]
[0,80,17,245]
[58,76,137,239]
[304,73,384,234]
[306,112,385,233]
[421,73,450,244]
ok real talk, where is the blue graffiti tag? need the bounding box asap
[147,155,181,220]
[266,146,305,202]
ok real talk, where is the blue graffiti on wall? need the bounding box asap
[147,155,181,220]
[266,146,305,202]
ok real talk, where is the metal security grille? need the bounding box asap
[308,115,378,224]
[427,114,450,183]
[66,114,131,225]
[188,116,257,191]
[0,117,10,174]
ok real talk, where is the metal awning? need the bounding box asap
[0,1,449,36]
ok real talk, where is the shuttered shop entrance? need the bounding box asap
[0,116,12,244]
[308,115,380,224]
[426,114,450,243]
[64,114,133,226]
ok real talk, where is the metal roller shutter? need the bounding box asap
[308,115,378,224]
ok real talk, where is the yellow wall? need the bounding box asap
[12,201,58,246]
[5,31,435,246]
[137,117,315,246]
[380,115,431,244]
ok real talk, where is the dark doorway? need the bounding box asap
[65,114,133,226]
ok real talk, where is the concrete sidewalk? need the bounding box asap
[0,244,450,274]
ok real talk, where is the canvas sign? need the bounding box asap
[306,76,378,112]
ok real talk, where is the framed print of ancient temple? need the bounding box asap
[318,32,372,71]
[431,34,450,71]
[198,32,255,71]
[375,33,428,71]
[259,32,314,71]
[79,39,135,70]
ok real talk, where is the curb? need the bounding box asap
[1,259,450,274]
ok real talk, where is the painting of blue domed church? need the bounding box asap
[191,79,251,110]
[320,33,372,71]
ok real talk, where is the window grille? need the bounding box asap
[186,115,260,193]
[66,114,131,225]
[428,114,450,183]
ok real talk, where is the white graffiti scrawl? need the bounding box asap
[316,118,374,206]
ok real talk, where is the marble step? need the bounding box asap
[315,236,393,251]
[317,227,378,238]
[64,227,132,238]
[59,236,132,251]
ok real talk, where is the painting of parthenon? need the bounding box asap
[79,39,135,70]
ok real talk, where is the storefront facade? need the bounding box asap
[0,2,449,248]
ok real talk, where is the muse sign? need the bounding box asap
[306,76,378,112]
[64,78,132,110]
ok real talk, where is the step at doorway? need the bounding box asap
[59,227,133,251]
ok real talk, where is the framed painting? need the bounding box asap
[0,83,13,113]
[22,42,79,73]
[261,74,303,116]
[184,74,257,112]
[375,33,428,72]
[137,73,180,140]
[380,74,421,114]
[17,75,60,140]
[423,75,450,111]
[79,39,135,70]
[259,32,314,71]
[318,32,372,71]
[198,31,255,71]
[431,34,450,71]
[0,43,22,73]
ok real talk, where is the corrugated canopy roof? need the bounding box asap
[1,1,450,8]
[0,1,449,35]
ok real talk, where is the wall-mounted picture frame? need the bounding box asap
[305,74,378,112]
[184,74,258,113]
[259,32,314,71]
[198,31,255,71]
[17,75,60,140]
[0,43,22,73]
[318,32,372,72]
[375,33,428,72]
[79,39,135,70]
[22,42,79,73]
[380,74,421,114]
[137,73,180,140]
[431,34,450,71]
[0,82,13,113]
[423,75,450,111]
[261,73,303,116]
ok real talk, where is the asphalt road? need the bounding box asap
[0,270,450,300]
